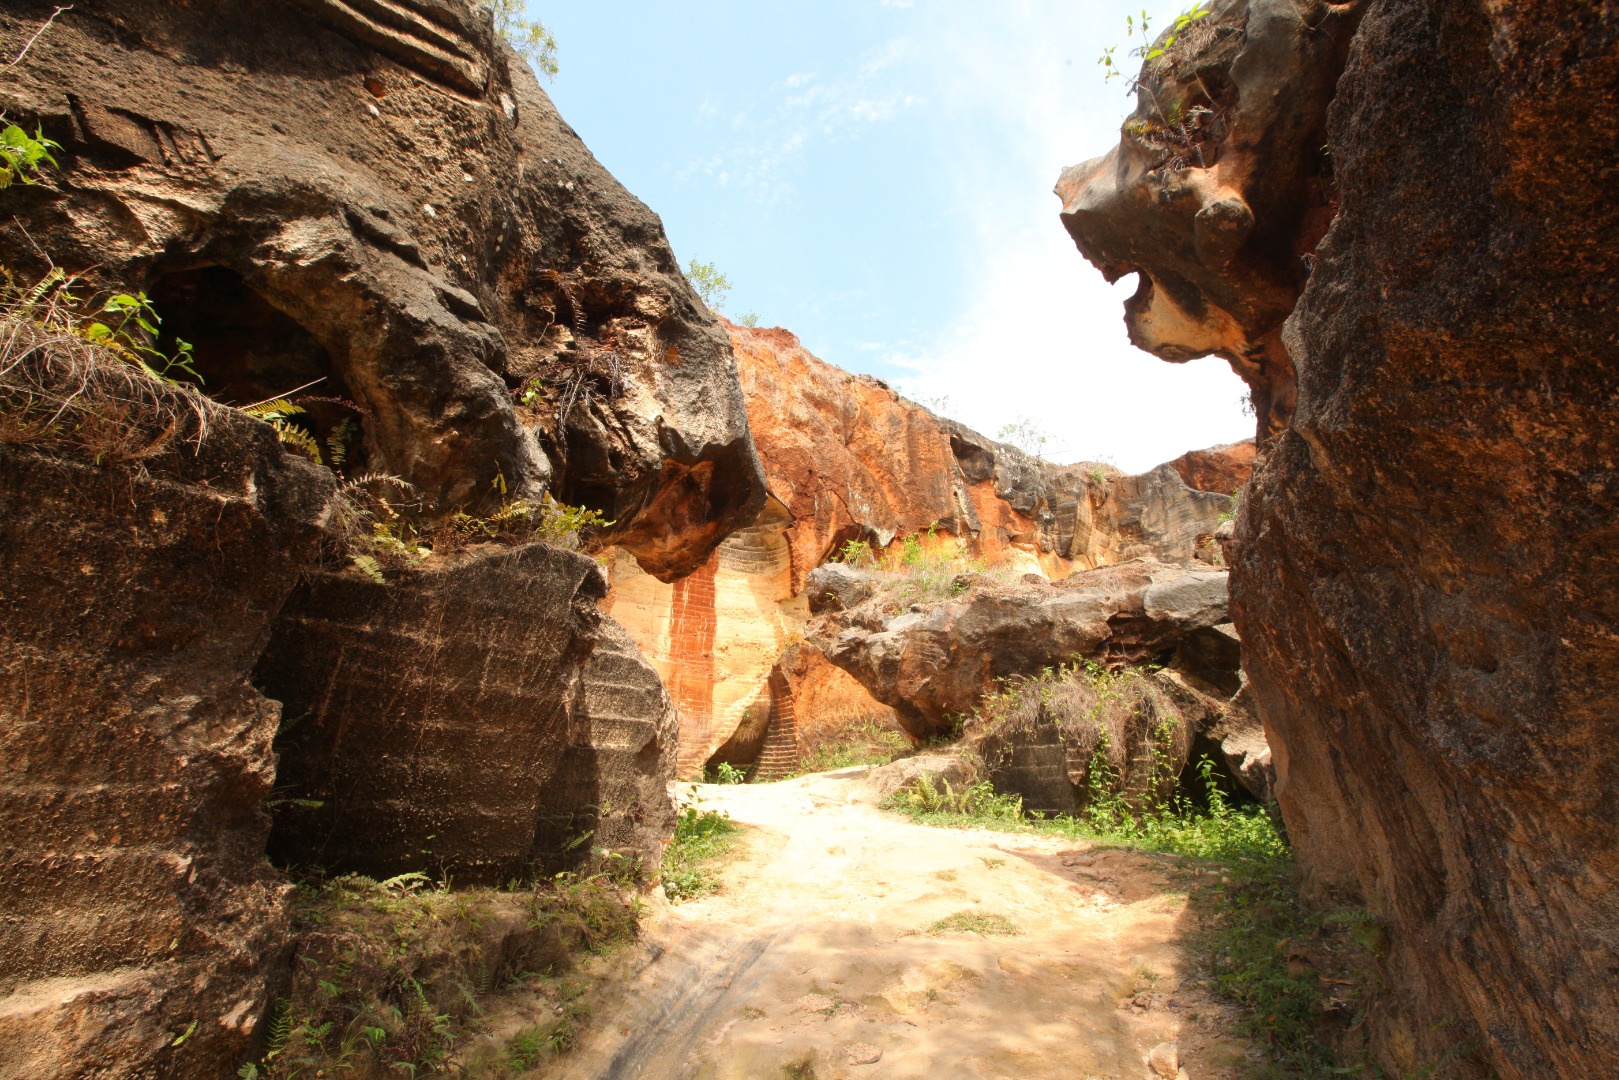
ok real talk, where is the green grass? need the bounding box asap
[238,870,641,1080]
[885,766,1383,1078]
[926,910,1021,936]
[660,803,742,901]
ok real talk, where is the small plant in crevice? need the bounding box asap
[479,0,558,80]
[513,268,624,456]
[684,257,731,311]
[0,265,218,463]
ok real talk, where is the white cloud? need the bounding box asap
[870,0,1253,472]
[687,34,921,204]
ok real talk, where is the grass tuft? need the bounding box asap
[926,911,1021,937]
[238,870,640,1079]
[660,800,742,902]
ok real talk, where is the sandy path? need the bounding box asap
[552,768,1249,1080]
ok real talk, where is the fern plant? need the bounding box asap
[241,398,323,463]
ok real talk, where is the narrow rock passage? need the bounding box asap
[556,769,1250,1080]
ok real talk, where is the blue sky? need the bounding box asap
[536,1,1252,472]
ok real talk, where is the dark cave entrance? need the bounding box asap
[151,266,368,473]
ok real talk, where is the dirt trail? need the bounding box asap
[553,768,1250,1080]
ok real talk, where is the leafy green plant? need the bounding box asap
[241,398,324,463]
[736,312,760,328]
[1,265,217,463]
[480,0,558,79]
[838,538,875,567]
[1218,484,1244,525]
[884,775,1024,823]
[660,800,741,901]
[684,258,732,311]
[707,761,748,785]
[0,122,59,188]
[1098,3,1212,88]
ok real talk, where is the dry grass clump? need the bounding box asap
[240,870,640,1079]
[838,528,1023,609]
[975,663,1190,811]
[0,268,216,463]
[794,714,913,774]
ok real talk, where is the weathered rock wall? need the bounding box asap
[0,0,766,579]
[810,558,1233,739]
[0,414,333,1079]
[256,544,680,884]
[606,322,1252,775]
[1233,0,1619,1073]
[1060,0,1619,1073]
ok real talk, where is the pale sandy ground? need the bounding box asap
[522,767,1254,1080]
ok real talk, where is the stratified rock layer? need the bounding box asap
[606,322,1252,775]
[0,0,765,579]
[259,545,675,883]
[1061,0,1619,1073]
[0,416,333,1079]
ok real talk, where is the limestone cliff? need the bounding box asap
[1058,0,1619,1073]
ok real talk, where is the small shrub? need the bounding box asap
[706,761,748,785]
[479,0,558,79]
[884,776,1024,823]
[684,258,731,310]
[660,800,741,901]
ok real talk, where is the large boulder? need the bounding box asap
[1058,0,1619,1074]
[0,0,766,580]
[0,398,333,1077]
[810,559,1233,739]
[258,544,676,884]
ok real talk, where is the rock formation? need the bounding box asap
[1055,0,1366,437]
[0,0,766,580]
[0,1,769,1073]
[1058,0,1619,1073]
[605,322,1253,776]
[258,544,675,884]
[0,400,334,1078]
[808,558,1233,739]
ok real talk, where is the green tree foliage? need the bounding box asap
[480,0,558,80]
[684,259,732,311]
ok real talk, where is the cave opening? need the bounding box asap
[150,266,368,474]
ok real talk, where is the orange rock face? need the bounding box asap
[1166,441,1256,499]
[730,326,972,594]
[606,322,1247,777]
